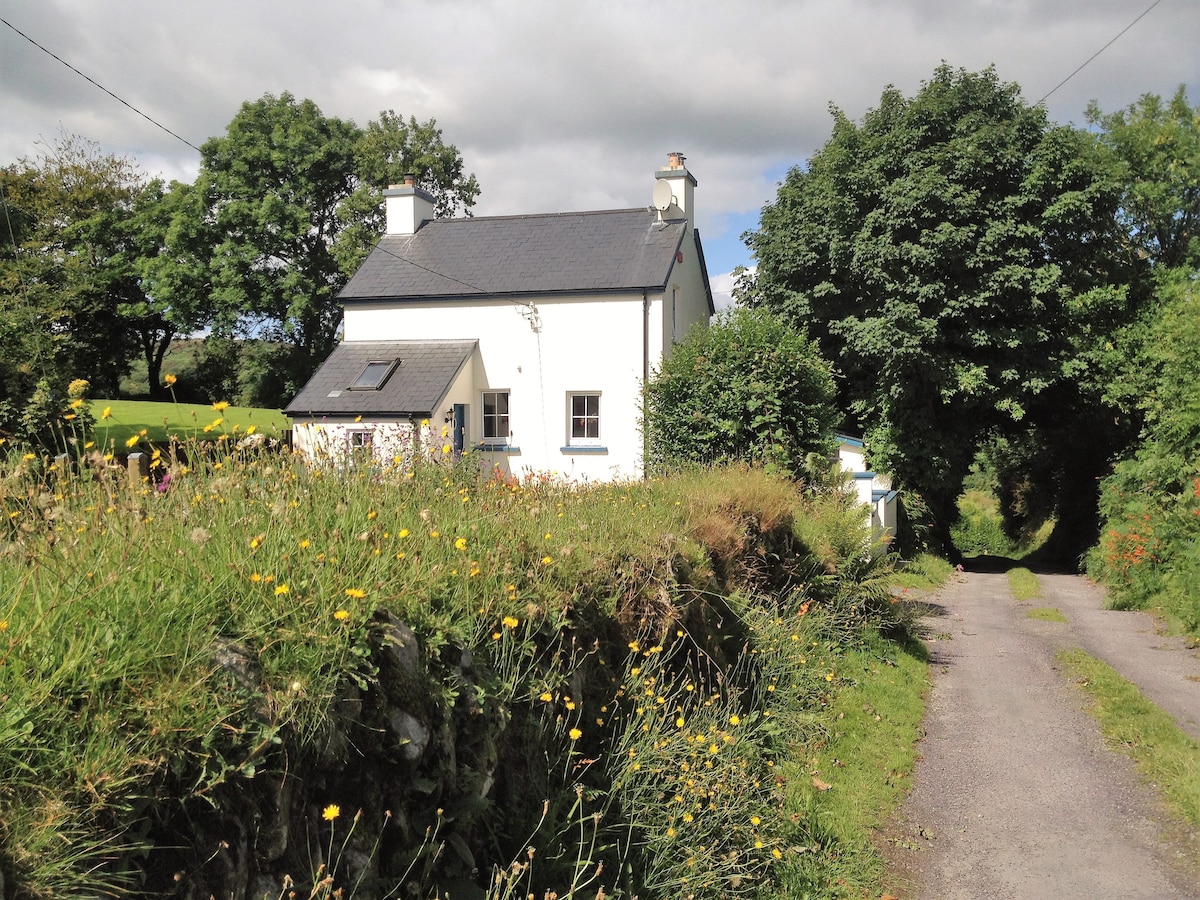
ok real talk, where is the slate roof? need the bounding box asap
[285,340,476,417]
[340,208,689,302]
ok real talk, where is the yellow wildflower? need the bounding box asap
[454,537,467,551]
[334,609,350,621]
[212,401,229,412]
[502,615,519,629]
[124,435,139,448]
[344,588,366,599]
[274,584,289,596]
[322,804,340,821]
[539,692,553,702]
[164,373,177,386]
[568,728,582,741]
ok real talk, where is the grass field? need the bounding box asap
[91,399,289,445]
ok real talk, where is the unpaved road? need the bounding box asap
[882,568,1200,899]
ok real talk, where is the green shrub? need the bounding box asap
[643,307,838,479]
[951,490,1017,557]
[1089,271,1200,633]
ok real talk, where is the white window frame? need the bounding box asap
[481,390,510,443]
[567,392,602,447]
[347,428,373,450]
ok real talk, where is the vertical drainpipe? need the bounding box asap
[642,288,650,480]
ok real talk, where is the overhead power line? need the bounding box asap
[0,15,201,153]
[1037,0,1165,105]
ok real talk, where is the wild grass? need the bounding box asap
[1058,648,1200,830]
[0,439,927,898]
[1006,566,1041,601]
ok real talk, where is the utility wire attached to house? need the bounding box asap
[370,237,544,330]
[0,15,201,153]
[1036,0,1165,105]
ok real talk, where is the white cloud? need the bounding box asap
[2,0,1196,277]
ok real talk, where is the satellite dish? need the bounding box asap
[652,179,674,212]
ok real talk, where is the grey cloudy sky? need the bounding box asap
[2,0,1197,304]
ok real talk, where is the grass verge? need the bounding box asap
[1058,648,1200,830]
[1006,567,1041,602]
[772,630,929,898]
[890,554,954,593]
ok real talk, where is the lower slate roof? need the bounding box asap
[285,340,476,418]
[340,208,688,301]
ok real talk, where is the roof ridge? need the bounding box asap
[404,207,652,227]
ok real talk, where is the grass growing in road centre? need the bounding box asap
[1006,567,1041,602]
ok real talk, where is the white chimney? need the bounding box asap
[654,152,696,227]
[384,174,437,235]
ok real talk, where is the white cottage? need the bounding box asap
[835,433,899,540]
[286,153,714,480]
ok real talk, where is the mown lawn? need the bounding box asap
[90,399,288,444]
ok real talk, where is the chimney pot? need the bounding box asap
[667,152,685,169]
[403,173,416,187]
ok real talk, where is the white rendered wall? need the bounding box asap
[343,292,665,481]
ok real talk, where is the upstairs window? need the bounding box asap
[482,390,510,441]
[349,359,399,391]
[569,393,601,446]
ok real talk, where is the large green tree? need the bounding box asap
[744,65,1125,555]
[0,134,170,432]
[1083,89,1200,623]
[179,93,480,400]
[643,307,837,478]
[1088,86,1200,271]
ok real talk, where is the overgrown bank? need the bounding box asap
[0,451,927,898]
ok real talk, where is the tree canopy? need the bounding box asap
[0,134,170,438]
[744,64,1126,553]
[643,307,836,478]
[165,93,480,400]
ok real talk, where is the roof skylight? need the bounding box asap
[349,359,399,391]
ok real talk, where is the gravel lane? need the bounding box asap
[881,570,1200,899]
